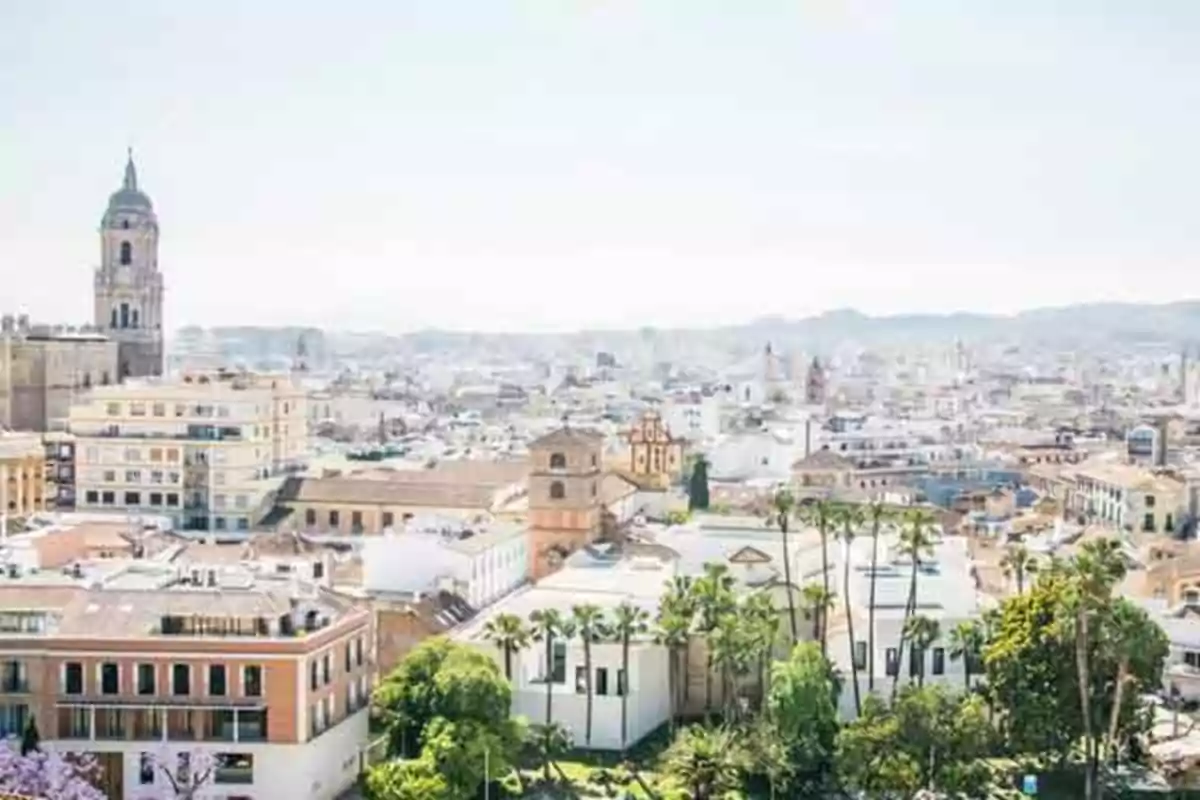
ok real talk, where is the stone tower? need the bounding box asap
[527,424,605,578]
[93,149,164,379]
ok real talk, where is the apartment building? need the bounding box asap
[1073,462,1186,533]
[0,531,371,800]
[0,432,46,523]
[69,370,308,533]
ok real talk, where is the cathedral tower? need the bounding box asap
[93,149,164,379]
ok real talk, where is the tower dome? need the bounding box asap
[102,149,155,227]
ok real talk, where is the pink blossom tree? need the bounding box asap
[146,749,221,799]
[0,739,106,800]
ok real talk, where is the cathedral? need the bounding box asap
[92,149,165,379]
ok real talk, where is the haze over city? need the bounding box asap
[3,1,1199,332]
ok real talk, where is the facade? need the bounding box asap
[805,356,827,405]
[93,151,165,380]
[0,318,118,432]
[69,370,308,532]
[1073,463,1186,533]
[0,432,47,524]
[527,426,606,578]
[625,410,685,486]
[0,538,372,800]
[41,432,76,510]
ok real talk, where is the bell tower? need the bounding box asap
[94,149,164,379]
[527,424,605,578]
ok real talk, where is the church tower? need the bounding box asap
[93,149,164,379]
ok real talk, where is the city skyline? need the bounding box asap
[3,2,1199,333]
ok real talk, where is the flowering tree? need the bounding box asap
[0,739,106,800]
[147,749,221,799]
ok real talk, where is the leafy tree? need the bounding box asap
[892,507,937,701]
[0,740,105,800]
[529,608,575,727]
[659,575,698,721]
[1001,543,1038,594]
[765,642,839,791]
[482,611,529,683]
[948,620,985,692]
[422,716,519,798]
[660,725,747,800]
[688,456,711,511]
[771,488,799,644]
[903,614,940,688]
[799,499,837,655]
[742,591,780,708]
[525,722,573,784]
[612,601,651,752]
[364,758,449,800]
[834,502,865,715]
[694,562,736,712]
[864,501,896,693]
[709,608,751,724]
[572,603,608,746]
[20,714,40,756]
[801,582,834,645]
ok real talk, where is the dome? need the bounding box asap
[103,149,155,223]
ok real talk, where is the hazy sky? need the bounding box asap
[3,1,1199,332]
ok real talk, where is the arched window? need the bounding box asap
[120,303,130,329]
[119,241,132,265]
[549,452,566,469]
[130,309,139,328]
[549,481,565,500]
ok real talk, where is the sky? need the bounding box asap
[2,1,1199,333]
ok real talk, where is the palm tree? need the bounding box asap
[834,502,865,716]
[1069,537,1127,800]
[572,603,607,747]
[903,614,940,688]
[656,605,691,733]
[709,608,752,723]
[948,620,985,692]
[772,488,800,645]
[1001,543,1038,594]
[612,601,650,754]
[529,608,575,728]
[741,591,779,707]
[865,500,894,694]
[694,563,735,713]
[660,725,746,800]
[661,575,698,710]
[801,582,834,644]
[527,721,573,784]
[891,507,937,701]
[1105,600,1151,767]
[799,499,838,656]
[482,612,529,683]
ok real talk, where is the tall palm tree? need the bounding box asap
[529,608,575,728]
[799,499,838,656]
[572,603,607,747]
[612,601,650,754]
[655,605,691,733]
[482,612,529,683]
[864,500,894,694]
[741,591,779,707]
[903,614,940,689]
[948,619,985,692]
[891,507,937,701]
[772,488,800,645]
[661,575,698,710]
[1001,543,1038,594]
[1105,600,1150,767]
[694,563,735,713]
[801,582,834,644]
[834,502,865,716]
[1069,537,1127,800]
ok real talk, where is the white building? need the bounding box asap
[361,518,528,609]
[661,397,721,443]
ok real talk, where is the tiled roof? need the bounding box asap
[530,427,605,449]
[276,476,498,510]
[792,449,856,470]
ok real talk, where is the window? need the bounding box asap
[617,668,627,697]
[139,753,155,785]
[885,648,899,677]
[125,491,141,505]
[119,241,132,265]
[1146,494,1157,508]
[64,662,84,695]
[137,664,155,696]
[596,667,609,696]
[85,490,99,504]
[172,664,191,696]
[243,666,263,697]
[149,492,163,506]
[129,403,146,417]
[166,493,179,507]
[150,470,163,484]
[101,663,119,695]
[310,661,318,691]
[101,491,115,505]
[549,452,567,469]
[305,509,317,527]
[125,470,141,483]
[214,753,254,785]
[549,481,565,500]
[355,637,364,667]
[932,648,946,676]
[575,666,587,694]
[103,470,116,482]
[1144,513,1156,532]
[329,510,339,527]
[322,654,331,685]
[152,403,165,418]
[1186,651,1200,669]
[209,664,227,697]
[351,511,363,531]
[106,402,121,416]
[345,644,352,672]
[909,647,922,678]
[382,511,394,528]
[313,561,324,580]
[550,641,567,683]
[854,641,868,671]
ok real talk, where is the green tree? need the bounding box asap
[834,501,865,716]
[948,620,985,692]
[772,488,800,644]
[658,574,698,724]
[694,563,736,712]
[572,603,608,747]
[482,612,529,683]
[765,642,839,791]
[528,608,575,728]
[892,507,937,701]
[742,591,780,708]
[1002,542,1038,594]
[688,456,711,510]
[19,715,39,756]
[801,582,834,644]
[799,499,838,656]
[864,500,895,694]
[525,722,573,784]
[659,725,747,800]
[612,601,650,752]
[903,614,940,689]
[364,758,449,800]
[709,608,751,723]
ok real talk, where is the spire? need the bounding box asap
[123,147,138,192]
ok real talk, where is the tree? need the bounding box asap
[1002,543,1038,594]
[948,620,985,692]
[742,590,780,707]
[365,758,449,800]
[482,612,529,683]
[525,722,573,784]
[709,608,751,723]
[799,499,837,655]
[612,600,650,752]
[0,740,105,800]
[834,501,865,716]
[801,582,834,644]
[865,500,894,694]
[20,715,40,756]
[572,602,608,747]
[659,574,698,720]
[766,642,839,791]
[660,725,747,800]
[529,608,575,728]
[656,605,692,733]
[772,488,800,644]
[892,507,937,701]
[149,750,220,799]
[688,456,711,511]
[903,615,940,688]
[694,562,736,713]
